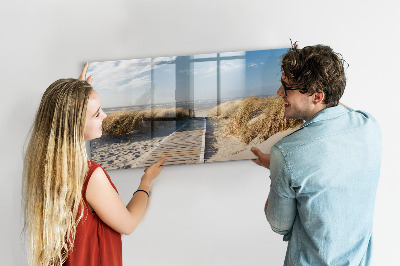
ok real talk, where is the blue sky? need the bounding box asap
[87,48,288,109]
[245,48,287,96]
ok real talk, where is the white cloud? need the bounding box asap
[87,59,153,93]
[87,57,180,94]
[220,60,245,72]
[199,59,245,78]
[152,56,176,64]
[87,57,246,96]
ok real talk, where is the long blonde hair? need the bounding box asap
[23,79,93,265]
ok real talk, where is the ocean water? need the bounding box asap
[102,96,270,114]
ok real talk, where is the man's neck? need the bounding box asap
[305,104,327,121]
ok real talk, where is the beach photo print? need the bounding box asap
[87,48,303,170]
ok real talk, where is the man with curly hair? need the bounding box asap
[251,44,381,265]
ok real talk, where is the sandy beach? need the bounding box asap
[90,134,165,170]
[205,118,300,163]
[90,118,299,170]
[90,120,183,170]
[90,99,301,170]
[194,108,213,118]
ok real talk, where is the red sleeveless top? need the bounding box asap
[64,160,122,266]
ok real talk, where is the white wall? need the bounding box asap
[1,0,399,265]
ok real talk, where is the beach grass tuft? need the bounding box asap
[207,99,244,119]
[209,96,303,144]
[102,108,191,135]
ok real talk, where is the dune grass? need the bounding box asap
[102,107,192,135]
[207,99,244,119]
[103,97,302,142]
[209,96,303,144]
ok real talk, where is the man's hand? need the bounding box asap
[251,147,271,169]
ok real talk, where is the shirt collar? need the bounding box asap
[300,105,349,129]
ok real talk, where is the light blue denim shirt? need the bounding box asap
[266,105,382,266]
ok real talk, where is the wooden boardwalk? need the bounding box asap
[135,118,206,167]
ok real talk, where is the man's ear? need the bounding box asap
[313,92,325,104]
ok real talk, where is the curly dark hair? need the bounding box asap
[281,44,347,107]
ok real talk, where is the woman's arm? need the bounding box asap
[339,102,349,109]
[86,158,165,235]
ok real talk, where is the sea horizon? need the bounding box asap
[102,94,273,114]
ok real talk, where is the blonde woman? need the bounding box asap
[22,63,165,266]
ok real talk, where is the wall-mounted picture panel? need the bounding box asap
[87,48,303,170]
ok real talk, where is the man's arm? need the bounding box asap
[339,102,349,109]
[265,146,297,239]
[251,145,296,238]
[264,199,269,213]
[251,147,271,215]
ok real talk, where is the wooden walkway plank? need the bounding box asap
[134,118,207,167]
